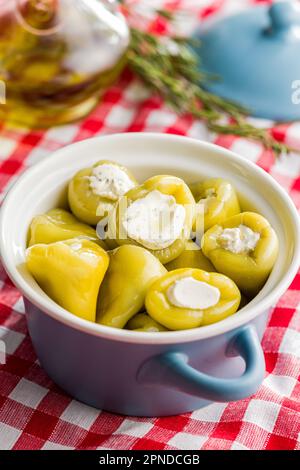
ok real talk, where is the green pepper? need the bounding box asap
[145,268,241,330]
[165,240,214,271]
[28,208,107,250]
[96,245,167,328]
[126,313,168,332]
[68,160,138,225]
[239,294,249,310]
[112,175,196,264]
[201,212,279,296]
[27,239,109,322]
[190,178,241,233]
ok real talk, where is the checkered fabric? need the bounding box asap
[0,0,300,451]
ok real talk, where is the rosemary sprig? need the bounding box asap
[126,25,290,157]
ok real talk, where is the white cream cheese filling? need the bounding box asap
[218,224,260,254]
[167,276,220,309]
[123,189,186,250]
[202,188,216,200]
[199,188,216,202]
[198,188,216,213]
[88,164,135,200]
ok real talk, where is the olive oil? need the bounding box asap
[0,0,129,128]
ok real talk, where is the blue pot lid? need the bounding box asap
[193,1,300,121]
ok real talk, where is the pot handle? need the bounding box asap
[137,325,265,402]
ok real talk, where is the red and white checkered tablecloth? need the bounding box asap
[0,0,300,451]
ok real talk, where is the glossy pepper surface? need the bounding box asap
[26,239,109,322]
[126,313,168,332]
[112,175,195,264]
[68,160,138,225]
[96,245,167,329]
[165,240,214,272]
[201,212,279,296]
[145,268,241,330]
[28,208,107,250]
[190,178,240,232]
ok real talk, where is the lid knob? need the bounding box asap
[269,1,300,35]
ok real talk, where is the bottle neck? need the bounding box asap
[15,0,60,35]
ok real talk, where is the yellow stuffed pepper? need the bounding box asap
[145,268,241,330]
[68,160,138,225]
[126,313,167,332]
[202,212,279,297]
[190,178,241,232]
[27,239,109,322]
[97,245,167,329]
[28,208,107,250]
[165,240,214,272]
[111,175,196,264]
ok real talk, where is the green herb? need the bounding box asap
[124,9,291,157]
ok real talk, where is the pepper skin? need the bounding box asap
[201,212,279,297]
[239,294,249,310]
[190,178,241,232]
[26,239,109,322]
[165,240,215,272]
[28,208,107,250]
[112,175,196,264]
[126,313,168,332]
[96,245,167,329]
[68,160,138,225]
[145,268,241,330]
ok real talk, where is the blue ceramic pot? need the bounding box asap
[25,297,268,416]
[1,134,299,416]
